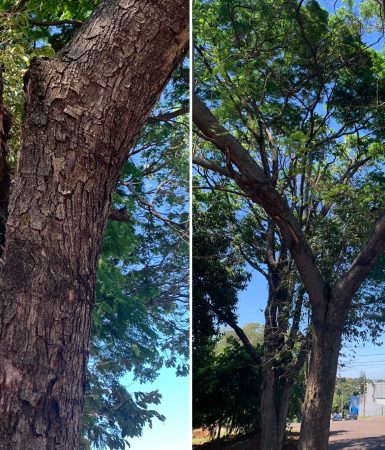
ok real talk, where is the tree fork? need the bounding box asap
[0,0,188,448]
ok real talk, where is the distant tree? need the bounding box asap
[216,323,264,354]
[193,191,255,358]
[193,186,311,449]
[333,377,361,414]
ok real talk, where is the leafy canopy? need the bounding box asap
[193,0,385,345]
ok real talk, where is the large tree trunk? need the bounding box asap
[0,1,188,448]
[298,297,344,450]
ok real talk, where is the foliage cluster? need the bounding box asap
[193,336,263,435]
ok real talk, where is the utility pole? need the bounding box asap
[363,374,366,417]
[341,387,343,416]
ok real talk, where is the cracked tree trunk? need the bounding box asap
[0,0,188,448]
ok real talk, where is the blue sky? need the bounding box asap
[123,368,190,449]
[236,269,267,327]
[338,343,385,379]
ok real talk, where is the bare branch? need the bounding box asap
[193,156,233,178]
[147,106,188,124]
[193,185,249,198]
[125,183,188,241]
[8,0,28,13]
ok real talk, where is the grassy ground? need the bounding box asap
[192,429,299,450]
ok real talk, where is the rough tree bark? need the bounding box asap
[297,216,385,449]
[0,1,188,448]
[193,94,385,450]
[297,295,343,450]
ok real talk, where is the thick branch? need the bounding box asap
[212,305,261,364]
[336,210,385,301]
[193,94,326,308]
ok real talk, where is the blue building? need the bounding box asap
[348,395,359,415]
[349,382,385,417]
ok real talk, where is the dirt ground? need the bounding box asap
[328,416,385,449]
[193,416,385,449]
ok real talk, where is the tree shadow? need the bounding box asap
[329,430,349,436]
[328,435,385,449]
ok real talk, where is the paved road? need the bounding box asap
[328,416,385,449]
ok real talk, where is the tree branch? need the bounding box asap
[124,183,188,241]
[29,19,84,27]
[336,210,385,301]
[212,304,261,364]
[193,156,233,178]
[147,106,188,124]
[193,94,326,309]
[286,331,311,379]
[193,185,249,198]
[8,0,28,13]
